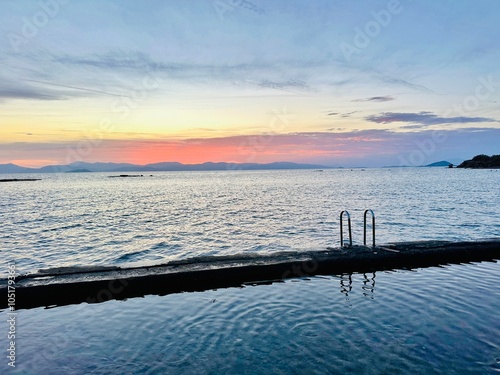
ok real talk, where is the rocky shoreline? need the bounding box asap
[0,178,41,182]
[457,154,500,168]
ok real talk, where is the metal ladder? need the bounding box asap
[339,209,376,248]
[340,210,352,247]
[363,209,375,247]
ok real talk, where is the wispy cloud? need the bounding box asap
[327,111,358,118]
[257,79,311,93]
[23,79,125,98]
[365,111,497,126]
[0,87,64,101]
[342,111,357,118]
[374,73,434,94]
[57,53,274,78]
[352,96,394,102]
[56,52,154,70]
[326,111,358,118]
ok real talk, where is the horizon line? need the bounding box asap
[0,159,458,171]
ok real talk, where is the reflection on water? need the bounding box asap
[362,272,376,299]
[339,273,352,298]
[338,272,376,299]
[2,261,499,374]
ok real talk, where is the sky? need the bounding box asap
[1,0,499,168]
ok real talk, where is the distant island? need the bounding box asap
[0,161,330,174]
[66,168,92,173]
[424,161,452,167]
[457,154,500,169]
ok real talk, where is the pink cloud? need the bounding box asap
[2,128,499,168]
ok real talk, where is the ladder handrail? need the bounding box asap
[363,209,375,247]
[340,210,352,247]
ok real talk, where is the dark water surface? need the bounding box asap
[1,261,499,374]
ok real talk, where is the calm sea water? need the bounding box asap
[1,168,499,374]
[1,168,499,275]
[1,261,499,374]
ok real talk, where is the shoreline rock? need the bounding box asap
[108,174,144,178]
[0,178,41,182]
[457,154,500,169]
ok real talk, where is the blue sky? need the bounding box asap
[1,0,499,167]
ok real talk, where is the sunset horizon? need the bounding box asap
[2,1,499,169]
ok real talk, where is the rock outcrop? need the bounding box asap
[457,154,500,168]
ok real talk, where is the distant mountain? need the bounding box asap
[66,168,92,173]
[424,161,452,167]
[0,161,330,174]
[145,162,185,170]
[384,160,461,168]
[457,154,500,168]
[68,162,140,172]
[0,163,38,173]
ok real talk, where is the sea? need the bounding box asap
[1,167,499,275]
[1,167,499,374]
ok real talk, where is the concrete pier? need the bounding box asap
[1,239,499,310]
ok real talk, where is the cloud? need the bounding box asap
[3,128,500,168]
[54,52,318,96]
[56,52,154,70]
[54,51,434,98]
[0,87,64,101]
[366,111,497,125]
[374,73,434,93]
[0,46,439,105]
[58,53,268,77]
[342,111,357,118]
[23,79,125,98]
[326,127,350,131]
[352,96,395,102]
[257,79,311,93]
[325,111,358,118]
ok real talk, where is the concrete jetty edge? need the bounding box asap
[1,239,499,310]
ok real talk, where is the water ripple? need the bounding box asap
[1,169,499,276]
[2,261,500,373]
